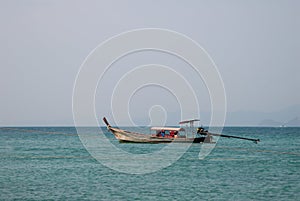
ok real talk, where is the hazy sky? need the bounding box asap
[0,0,299,126]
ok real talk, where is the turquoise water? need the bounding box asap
[1,127,299,200]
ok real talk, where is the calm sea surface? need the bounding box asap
[0,127,299,200]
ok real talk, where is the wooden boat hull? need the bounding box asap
[102,117,259,144]
[108,127,212,143]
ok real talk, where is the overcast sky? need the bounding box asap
[0,0,299,126]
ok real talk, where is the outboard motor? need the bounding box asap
[197,127,208,135]
[197,127,203,133]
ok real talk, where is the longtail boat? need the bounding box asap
[103,117,260,143]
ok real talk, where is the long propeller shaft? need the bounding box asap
[208,132,260,143]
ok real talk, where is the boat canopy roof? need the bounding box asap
[179,119,200,124]
[151,127,185,131]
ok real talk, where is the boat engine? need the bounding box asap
[197,127,208,135]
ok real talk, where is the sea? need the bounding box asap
[0,127,299,201]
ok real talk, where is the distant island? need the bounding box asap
[259,117,300,127]
[223,105,300,127]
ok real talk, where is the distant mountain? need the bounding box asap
[258,119,283,127]
[286,117,300,126]
[258,117,300,127]
[225,105,300,126]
